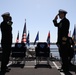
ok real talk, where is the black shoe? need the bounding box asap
[69,63,75,67]
[1,69,9,73]
[60,69,64,72]
[58,66,63,71]
[6,67,11,71]
[58,68,63,71]
[1,66,11,73]
[63,71,72,75]
[1,68,10,73]
[0,71,5,75]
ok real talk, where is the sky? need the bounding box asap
[0,0,76,43]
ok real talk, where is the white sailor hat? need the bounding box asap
[1,12,10,17]
[59,9,67,14]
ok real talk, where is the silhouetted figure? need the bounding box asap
[67,37,74,66]
[0,12,13,73]
[53,9,70,73]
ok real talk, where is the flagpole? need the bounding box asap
[21,19,27,43]
[75,24,76,42]
[25,19,27,37]
[37,31,39,44]
[16,31,19,43]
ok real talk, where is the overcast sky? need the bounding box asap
[0,0,76,43]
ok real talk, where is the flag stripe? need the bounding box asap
[72,25,76,41]
[26,31,30,46]
[21,20,27,43]
[47,31,50,47]
[16,31,19,43]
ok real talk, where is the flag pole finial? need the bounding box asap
[25,19,26,22]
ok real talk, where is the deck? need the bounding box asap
[0,43,76,75]
[0,58,76,75]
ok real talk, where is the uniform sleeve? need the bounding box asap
[53,20,59,27]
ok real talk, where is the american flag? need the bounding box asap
[26,31,30,46]
[72,25,76,42]
[16,31,19,43]
[34,31,39,44]
[21,20,27,43]
[47,31,50,47]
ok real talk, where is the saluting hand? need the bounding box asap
[54,14,58,21]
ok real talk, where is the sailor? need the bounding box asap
[53,9,70,73]
[0,12,13,73]
[67,37,74,66]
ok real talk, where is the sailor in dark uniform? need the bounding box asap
[53,9,70,73]
[0,12,13,73]
[67,37,74,65]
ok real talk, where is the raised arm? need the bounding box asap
[53,14,59,27]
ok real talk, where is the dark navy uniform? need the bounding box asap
[53,11,70,71]
[53,17,70,45]
[0,12,12,72]
[67,37,74,65]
